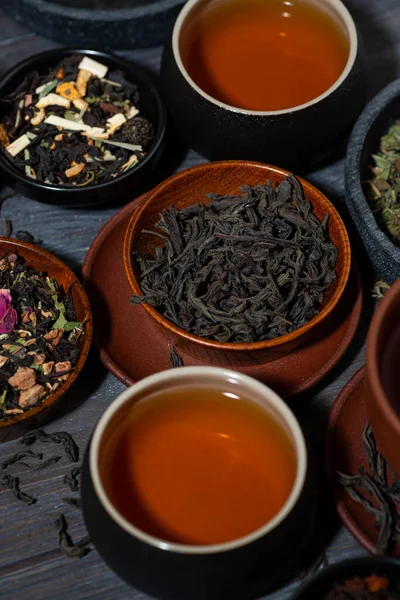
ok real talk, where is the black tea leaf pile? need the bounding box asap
[131,174,338,343]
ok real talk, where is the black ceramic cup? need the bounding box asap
[292,556,400,599]
[160,0,365,172]
[81,366,308,600]
[0,48,166,207]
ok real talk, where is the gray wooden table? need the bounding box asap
[0,2,399,599]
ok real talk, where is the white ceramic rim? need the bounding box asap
[90,366,307,555]
[172,0,358,116]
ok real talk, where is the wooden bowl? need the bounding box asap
[365,278,400,476]
[123,161,351,365]
[0,238,93,442]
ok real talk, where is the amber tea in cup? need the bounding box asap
[94,367,306,548]
[180,0,350,112]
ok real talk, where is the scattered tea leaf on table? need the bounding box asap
[55,514,91,559]
[20,429,79,462]
[0,473,36,505]
[63,467,81,492]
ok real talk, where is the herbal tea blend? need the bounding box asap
[0,54,154,186]
[131,174,338,343]
[367,120,400,245]
[337,423,400,554]
[323,574,400,599]
[0,251,84,419]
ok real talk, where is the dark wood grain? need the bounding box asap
[0,1,398,598]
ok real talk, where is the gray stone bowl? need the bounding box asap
[3,0,185,50]
[345,78,400,284]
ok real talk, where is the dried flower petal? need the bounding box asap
[0,289,17,334]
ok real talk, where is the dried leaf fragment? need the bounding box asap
[8,366,36,390]
[55,361,72,381]
[36,93,71,109]
[6,134,31,157]
[65,162,85,178]
[56,82,82,101]
[31,108,46,126]
[76,69,92,97]
[0,123,10,147]
[78,56,108,79]
[19,384,45,408]
[44,328,64,347]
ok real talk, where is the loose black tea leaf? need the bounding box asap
[63,497,82,509]
[22,456,62,470]
[337,422,400,554]
[1,450,43,469]
[63,467,81,492]
[367,121,400,246]
[0,251,84,421]
[372,280,391,300]
[131,175,338,343]
[20,429,79,462]
[55,514,91,558]
[0,473,36,505]
[15,231,42,245]
[0,54,154,187]
[169,346,184,368]
[323,574,400,599]
[3,219,12,238]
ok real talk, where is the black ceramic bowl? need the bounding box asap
[81,367,311,600]
[345,78,400,284]
[292,556,400,599]
[0,48,166,207]
[4,0,184,50]
[160,0,366,172]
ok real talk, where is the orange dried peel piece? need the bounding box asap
[56,82,82,101]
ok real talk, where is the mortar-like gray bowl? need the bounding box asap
[345,78,400,284]
[4,0,184,50]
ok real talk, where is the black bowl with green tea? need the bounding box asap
[0,250,85,421]
[131,174,339,344]
[0,49,166,206]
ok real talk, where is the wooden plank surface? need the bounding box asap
[0,1,399,598]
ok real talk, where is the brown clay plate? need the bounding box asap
[82,196,362,398]
[326,366,400,555]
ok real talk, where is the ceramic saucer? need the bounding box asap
[82,195,362,398]
[326,366,400,555]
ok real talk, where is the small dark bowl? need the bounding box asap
[0,48,166,207]
[4,0,185,50]
[345,78,400,284]
[160,0,366,172]
[292,556,400,599]
[0,238,93,442]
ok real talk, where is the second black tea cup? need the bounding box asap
[160,0,365,171]
[81,366,310,600]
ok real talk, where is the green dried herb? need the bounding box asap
[367,120,400,245]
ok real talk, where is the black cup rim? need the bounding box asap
[292,556,400,599]
[0,47,167,199]
[171,0,358,116]
[89,366,308,556]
